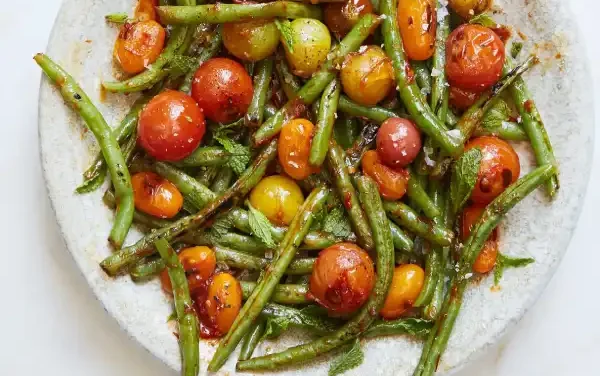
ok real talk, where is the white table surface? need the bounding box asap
[0,0,598,375]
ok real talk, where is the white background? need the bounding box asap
[0,0,597,375]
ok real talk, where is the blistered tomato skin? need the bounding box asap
[376,117,422,168]
[249,175,305,226]
[191,58,254,123]
[465,136,520,204]
[134,0,158,21]
[324,0,373,37]
[397,0,436,61]
[278,118,318,180]
[448,0,491,19]
[114,20,166,75]
[380,264,425,319]
[131,172,184,218]
[461,204,499,274]
[204,273,243,335]
[309,243,375,315]
[178,246,217,280]
[446,24,505,92]
[283,18,331,78]
[361,150,409,201]
[449,86,480,111]
[138,90,206,161]
[222,20,280,62]
[340,46,395,106]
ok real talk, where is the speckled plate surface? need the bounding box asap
[38,0,594,374]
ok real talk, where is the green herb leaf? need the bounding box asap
[213,130,251,175]
[323,206,353,238]
[481,99,511,130]
[511,42,524,59]
[328,338,364,376]
[494,253,535,285]
[309,207,327,232]
[211,213,234,238]
[262,317,290,340]
[469,13,499,28]
[248,203,276,249]
[275,19,295,53]
[450,148,482,215]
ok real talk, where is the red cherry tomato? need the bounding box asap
[191,58,254,123]
[449,86,480,111]
[138,90,205,161]
[324,0,373,38]
[465,136,520,204]
[461,204,499,274]
[445,24,505,92]
[361,150,409,201]
[376,117,422,168]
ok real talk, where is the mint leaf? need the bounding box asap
[328,338,364,376]
[450,148,482,215]
[481,99,511,130]
[309,207,327,231]
[469,13,499,28]
[261,317,290,340]
[275,19,295,53]
[494,253,535,285]
[213,130,250,175]
[248,203,276,249]
[323,206,353,238]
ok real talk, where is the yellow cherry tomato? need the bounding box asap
[249,175,305,226]
[380,264,425,319]
[222,19,280,62]
[448,0,491,19]
[283,18,331,78]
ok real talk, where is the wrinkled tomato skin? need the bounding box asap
[204,273,243,335]
[249,175,305,226]
[446,24,505,92]
[380,264,425,319]
[324,0,374,37]
[362,150,409,200]
[131,172,183,218]
[191,58,254,123]
[465,136,520,204]
[309,243,375,315]
[461,204,499,274]
[138,90,206,161]
[278,118,319,180]
[449,86,480,111]
[397,0,436,61]
[114,20,166,74]
[376,117,422,168]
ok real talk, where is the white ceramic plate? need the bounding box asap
[38,0,594,374]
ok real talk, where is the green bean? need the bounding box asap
[474,121,528,141]
[239,320,266,361]
[253,14,381,146]
[389,220,414,253]
[380,0,461,156]
[240,281,309,305]
[310,78,341,166]
[103,190,172,230]
[364,318,433,339]
[130,257,167,282]
[245,58,273,127]
[154,239,199,376]
[264,104,278,119]
[333,114,360,149]
[261,303,341,335]
[100,139,278,276]
[406,167,440,219]
[415,164,556,376]
[210,167,234,194]
[195,166,219,187]
[275,50,302,100]
[175,146,231,167]
[179,24,223,94]
[338,95,400,123]
[327,139,374,251]
[506,56,559,198]
[157,2,322,24]
[105,12,129,23]
[345,122,378,173]
[383,201,454,246]
[35,53,134,248]
[208,186,329,371]
[412,61,432,96]
[430,0,450,119]
[185,232,268,255]
[236,176,394,371]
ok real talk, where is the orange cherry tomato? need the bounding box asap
[361,150,409,200]
[461,204,499,274]
[449,86,480,111]
[380,264,425,319]
[138,90,206,161]
[309,243,375,315]
[397,0,436,61]
[448,0,491,19]
[278,118,319,180]
[178,246,217,280]
[465,136,520,204]
[445,24,505,92]
[114,20,166,75]
[324,0,373,37]
[131,172,183,218]
[135,0,158,21]
[204,273,243,335]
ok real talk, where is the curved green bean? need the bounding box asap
[210,167,234,195]
[175,146,231,167]
[338,95,400,123]
[179,24,223,94]
[103,190,172,230]
[383,201,454,246]
[412,61,432,95]
[474,121,528,141]
[406,167,440,219]
[239,320,266,361]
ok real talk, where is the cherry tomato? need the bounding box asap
[204,273,243,335]
[223,20,280,62]
[138,90,206,161]
[131,172,183,218]
[135,0,157,21]
[465,136,520,204]
[114,20,166,75]
[283,18,331,78]
[376,117,422,168]
[449,86,480,111]
[461,204,499,274]
[380,264,425,319]
[324,0,373,37]
[178,246,217,280]
[160,269,173,294]
[309,243,375,315]
[249,175,305,226]
[191,58,254,123]
[448,0,491,19]
[446,24,505,92]
[278,118,319,180]
[187,273,208,294]
[361,150,409,200]
[398,0,436,61]
[340,45,395,106]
